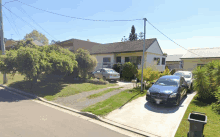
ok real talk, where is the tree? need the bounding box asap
[0,40,78,88]
[138,32,144,40]
[129,25,138,41]
[24,30,49,45]
[11,38,38,50]
[75,48,97,79]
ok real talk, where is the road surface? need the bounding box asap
[0,87,128,137]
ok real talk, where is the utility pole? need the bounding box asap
[0,0,7,84]
[141,18,147,92]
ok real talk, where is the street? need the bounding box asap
[0,87,128,137]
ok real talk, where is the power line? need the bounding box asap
[8,9,20,35]
[147,20,203,58]
[18,7,58,41]
[14,0,143,22]
[3,5,37,31]
[3,0,16,6]
[2,10,19,36]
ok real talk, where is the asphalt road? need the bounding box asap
[0,87,128,137]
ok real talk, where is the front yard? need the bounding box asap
[82,85,150,116]
[0,73,117,101]
[175,96,220,137]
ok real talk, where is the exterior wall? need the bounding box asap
[146,40,163,55]
[145,52,166,72]
[92,54,114,71]
[182,58,220,71]
[166,61,181,70]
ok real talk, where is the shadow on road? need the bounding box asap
[0,88,33,102]
[144,95,188,113]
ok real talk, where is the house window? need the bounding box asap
[103,57,111,65]
[162,58,165,65]
[116,57,121,63]
[137,56,142,65]
[125,57,130,62]
[154,57,160,65]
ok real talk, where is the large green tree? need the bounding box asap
[0,40,78,87]
[75,48,97,79]
[24,30,49,45]
[129,25,138,41]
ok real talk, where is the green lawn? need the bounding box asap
[0,73,117,101]
[175,96,220,137]
[82,86,150,116]
[87,87,123,99]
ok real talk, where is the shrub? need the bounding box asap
[137,67,161,84]
[160,67,170,77]
[86,79,109,85]
[122,62,138,81]
[112,63,122,73]
[211,101,220,114]
[75,48,97,79]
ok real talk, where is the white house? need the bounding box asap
[57,38,166,72]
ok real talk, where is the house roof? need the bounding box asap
[33,40,44,46]
[181,47,220,59]
[89,38,157,54]
[166,54,183,62]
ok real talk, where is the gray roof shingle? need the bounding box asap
[181,47,220,59]
[89,38,156,54]
[166,54,183,62]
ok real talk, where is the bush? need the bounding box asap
[121,62,138,81]
[112,63,122,73]
[86,78,109,85]
[211,102,220,114]
[160,67,170,77]
[137,67,161,84]
[75,48,97,79]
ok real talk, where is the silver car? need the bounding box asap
[92,68,120,82]
[173,71,194,91]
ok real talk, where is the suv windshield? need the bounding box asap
[183,74,191,78]
[155,78,179,87]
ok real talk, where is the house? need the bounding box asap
[0,39,17,50]
[166,54,183,71]
[180,47,220,71]
[57,38,166,72]
[32,40,44,46]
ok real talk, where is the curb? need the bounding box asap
[0,84,154,137]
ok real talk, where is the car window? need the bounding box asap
[174,72,183,76]
[107,70,116,73]
[183,73,192,78]
[155,78,179,87]
[180,77,184,85]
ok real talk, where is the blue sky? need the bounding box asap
[2,0,220,55]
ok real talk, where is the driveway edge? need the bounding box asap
[0,84,154,137]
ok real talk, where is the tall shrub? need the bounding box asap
[122,62,138,81]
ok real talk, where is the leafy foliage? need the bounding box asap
[121,62,138,81]
[0,40,78,85]
[129,25,138,41]
[137,67,161,83]
[24,30,49,45]
[75,48,97,79]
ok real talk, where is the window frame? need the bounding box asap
[103,57,111,65]
[162,58,166,65]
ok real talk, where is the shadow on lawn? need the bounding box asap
[7,74,86,98]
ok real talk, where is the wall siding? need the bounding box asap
[146,52,166,72]
[146,40,163,55]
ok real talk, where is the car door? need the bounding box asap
[94,69,101,78]
[182,77,188,96]
[100,69,104,78]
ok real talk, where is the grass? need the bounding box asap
[0,73,117,101]
[175,96,220,137]
[87,87,123,99]
[81,86,150,116]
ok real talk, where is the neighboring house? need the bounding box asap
[57,38,166,72]
[181,47,220,71]
[0,39,17,50]
[166,54,183,71]
[32,40,44,46]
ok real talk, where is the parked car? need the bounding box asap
[92,68,120,82]
[173,71,194,91]
[146,75,188,106]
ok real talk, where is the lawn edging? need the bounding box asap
[0,84,152,137]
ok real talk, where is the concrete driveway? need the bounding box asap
[105,91,197,137]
